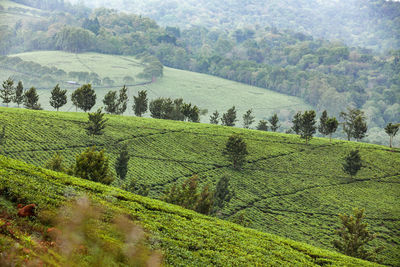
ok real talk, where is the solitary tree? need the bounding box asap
[334,208,381,261]
[243,109,255,129]
[318,110,329,136]
[257,120,268,131]
[103,90,118,114]
[223,134,248,170]
[221,106,237,126]
[133,90,148,117]
[1,77,15,107]
[50,84,67,111]
[116,85,128,115]
[210,110,219,124]
[86,108,107,141]
[14,81,24,107]
[340,108,366,141]
[299,110,316,144]
[353,115,368,141]
[384,123,399,148]
[343,150,363,178]
[74,146,114,185]
[319,110,338,142]
[24,87,41,110]
[115,144,130,180]
[45,152,65,172]
[71,84,96,112]
[213,176,233,212]
[162,175,214,215]
[325,117,339,142]
[291,111,302,134]
[269,113,280,132]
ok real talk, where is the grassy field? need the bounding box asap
[0,0,45,26]
[4,51,311,124]
[0,107,399,265]
[0,155,380,266]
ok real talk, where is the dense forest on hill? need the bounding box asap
[0,0,399,144]
[67,0,400,52]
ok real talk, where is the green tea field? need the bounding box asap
[0,107,399,265]
[0,155,380,266]
[4,51,311,124]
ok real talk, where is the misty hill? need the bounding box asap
[67,0,400,52]
[0,107,399,265]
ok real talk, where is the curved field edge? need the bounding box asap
[0,155,380,266]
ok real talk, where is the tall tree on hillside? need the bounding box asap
[223,134,248,170]
[213,176,233,212]
[210,110,219,124]
[50,84,67,111]
[319,110,339,142]
[318,110,329,135]
[133,90,148,117]
[340,108,365,141]
[86,108,107,141]
[13,81,24,107]
[116,85,128,115]
[334,208,381,261]
[103,90,118,114]
[352,115,368,141]
[268,113,280,132]
[256,120,268,131]
[342,150,363,178]
[291,111,302,134]
[299,110,316,144]
[1,77,15,107]
[162,175,214,215]
[325,117,339,142]
[24,87,41,110]
[74,146,114,185]
[221,106,237,126]
[384,123,399,148]
[115,144,130,180]
[71,84,96,112]
[242,109,255,129]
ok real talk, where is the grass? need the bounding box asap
[0,0,45,26]
[0,155,382,266]
[5,51,311,123]
[0,107,399,265]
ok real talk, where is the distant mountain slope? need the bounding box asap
[0,107,399,265]
[3,51,310,124]
[70,0,400,52]
[0,155,382,266]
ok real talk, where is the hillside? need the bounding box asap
[3,51,311,124]
[0,107,399,265]
[1,1,399,146]
[0,155,381,266]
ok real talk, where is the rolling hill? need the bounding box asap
[0,107,399,265]
[3,51,311,125]
[0,155,381,266]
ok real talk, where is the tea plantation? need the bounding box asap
[0,107,399,265]
[0,155,381,266]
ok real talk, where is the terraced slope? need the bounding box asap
[0,155,381,266]
[0,107,399,265]
[5,51,310,123]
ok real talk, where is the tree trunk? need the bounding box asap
[329,134,332,143]
[390,136,392,148]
